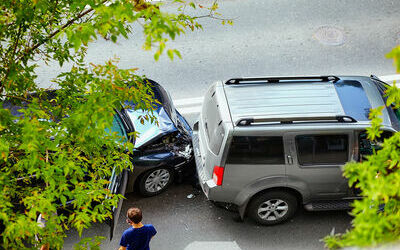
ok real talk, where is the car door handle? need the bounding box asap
[287,155,293,165]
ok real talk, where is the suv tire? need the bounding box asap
[138,167,173,197]
[248,191,298,225]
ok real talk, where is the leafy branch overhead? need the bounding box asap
[0,0,224,248]
[324,47,400,248]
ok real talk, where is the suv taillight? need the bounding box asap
[212,166,224,186]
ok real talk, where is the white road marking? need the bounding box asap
[173,74,400,115]
[184,241,242,250]
[176,106,202,115]
[174,97,202,115]
[377,74,400,82]
[174,97,203,107]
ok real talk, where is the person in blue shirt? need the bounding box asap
[118,207,157,250]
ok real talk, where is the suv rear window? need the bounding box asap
[226,136,285,164]
[203,89,225,154]
[295,134,348,165]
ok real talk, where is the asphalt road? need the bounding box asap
[63,183,352,250]
[36,0,400,101]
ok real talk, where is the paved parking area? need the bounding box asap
[64,183,352,250]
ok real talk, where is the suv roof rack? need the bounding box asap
[236,115,357,126]
[225,75,340,85]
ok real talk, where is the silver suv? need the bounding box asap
[192,75,398,225]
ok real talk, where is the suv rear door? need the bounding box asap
[222,134,287,201]
[285,131,353,200]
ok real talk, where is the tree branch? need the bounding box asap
[0,23,23,93]
[17,7,96,64]
[17,0,151,64]
[0,94,30,102]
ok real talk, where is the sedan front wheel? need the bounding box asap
[138,167,173,197]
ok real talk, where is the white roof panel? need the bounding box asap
[223,82,345,124]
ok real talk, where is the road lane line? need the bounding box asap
[174,97,203,107]
[184,241,242,250]
[176,106,202,115]
[378,74,400,82]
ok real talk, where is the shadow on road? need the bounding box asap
[64,184,352,250]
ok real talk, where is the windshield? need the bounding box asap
[372,79,400,130]
[125,107,176,148]
[109,114,129,144]
[125,79,188,135]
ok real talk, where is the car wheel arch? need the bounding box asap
[136,163,175,180]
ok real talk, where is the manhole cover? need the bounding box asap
[313,26,344,46]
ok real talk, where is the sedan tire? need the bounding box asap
[138,167,174,197]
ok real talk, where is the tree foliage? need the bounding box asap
[324,46,400,248]
[0,0,225,248]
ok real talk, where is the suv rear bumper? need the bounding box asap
[192,121,219,199]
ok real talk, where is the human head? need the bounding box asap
[127,207,142,224]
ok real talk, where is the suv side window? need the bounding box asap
[359,130,392,160]
[226,136,285,164]
[295,134,348,165]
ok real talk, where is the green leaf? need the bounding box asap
[72,34,82,52]
[167,49,174,60]
[174,49,182,59]
[154,51,160,61]
[386,46,400,72]
[111,35,117,43]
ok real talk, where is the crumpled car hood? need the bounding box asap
[125,107,177,148]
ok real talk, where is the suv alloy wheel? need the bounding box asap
[248,191,298,225]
